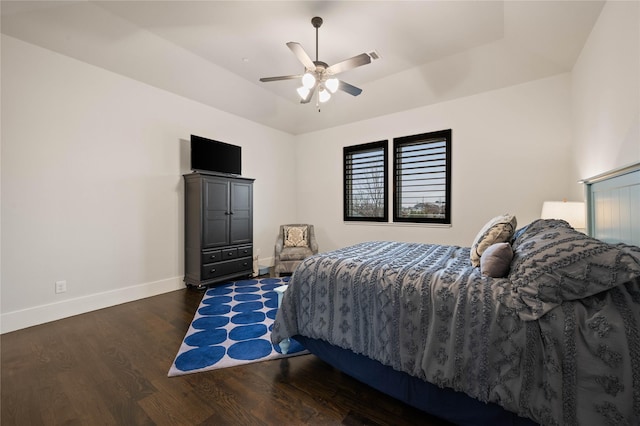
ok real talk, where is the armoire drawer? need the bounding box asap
[201,257,252,280]
[237,245,252,258]
[201,250,222,264]
[222,248,238,259]
[229,257,252,274]
[201,262,229,280]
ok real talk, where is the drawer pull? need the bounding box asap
[210,268,216,273]
[228,252,233,256]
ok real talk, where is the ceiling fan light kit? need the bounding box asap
[297,86,310,99]
[325,78,339,93]
[302,72,316,89]
[259,16,373,109]
[318,87,331,103]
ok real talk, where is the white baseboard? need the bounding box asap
[1,276,185,334]
[253,255,274,275]
[260,255,274,269]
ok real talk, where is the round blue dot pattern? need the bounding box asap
[171,277,305,374]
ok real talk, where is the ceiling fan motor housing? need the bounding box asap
[313,61,328,72]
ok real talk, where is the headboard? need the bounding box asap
[582,162,640,246]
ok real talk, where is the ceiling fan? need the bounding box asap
[259,16,372,105]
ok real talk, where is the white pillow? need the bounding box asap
[470,214,517,267]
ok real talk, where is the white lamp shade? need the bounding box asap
[318,87,331,103]
[325,78,339,93]
[302,72,316,89]
[296,86,310,99]
[541,201,586,230]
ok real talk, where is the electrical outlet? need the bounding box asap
[55,280,67,294]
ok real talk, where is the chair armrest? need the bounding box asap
[274,237,284,258]
[309,232,319,254]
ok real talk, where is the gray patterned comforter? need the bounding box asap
[271,241,640,426]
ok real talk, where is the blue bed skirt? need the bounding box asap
[296,335,538,426]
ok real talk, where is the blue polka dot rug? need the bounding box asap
[168,277,308,376]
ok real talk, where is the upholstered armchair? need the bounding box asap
[274,224,318,277]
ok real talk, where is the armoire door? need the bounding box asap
[229,180,253,245]
[202,177,230,248]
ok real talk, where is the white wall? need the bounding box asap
[571,0,640,185]
[295,74,574,251]
[1,35,297,332]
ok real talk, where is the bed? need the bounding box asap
[271,164,640,426]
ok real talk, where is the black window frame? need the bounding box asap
[343,140,389,222]
[393,129,452,224]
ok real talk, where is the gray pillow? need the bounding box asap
[509,219,640,320]
[480,242,513,278]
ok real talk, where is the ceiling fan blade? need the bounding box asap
[259,75,302,82]
[327,53,371,75]
[287,42,316,70]
[338,80,363,96]
[300,84,317,104]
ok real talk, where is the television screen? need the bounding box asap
[190,135,241,175]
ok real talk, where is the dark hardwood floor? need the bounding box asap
[1,281,454,425]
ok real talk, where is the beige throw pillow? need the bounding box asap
[284,226,308,247]
[470,214,517,267]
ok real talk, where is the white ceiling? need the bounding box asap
[1,0,605,135]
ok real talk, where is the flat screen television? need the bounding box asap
[190,135,241,175]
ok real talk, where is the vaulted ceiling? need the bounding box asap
[1,1,605,135]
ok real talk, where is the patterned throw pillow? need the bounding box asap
[509,219,640,320]
[284,226,308,247]
[470,214,517,267]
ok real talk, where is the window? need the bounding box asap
[393,129,451,224]
[344,141,388,221]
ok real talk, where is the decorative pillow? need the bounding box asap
[470,214,517,267]
[480,242,513,278]
[509,219,640,320]
[284,226,308,247]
